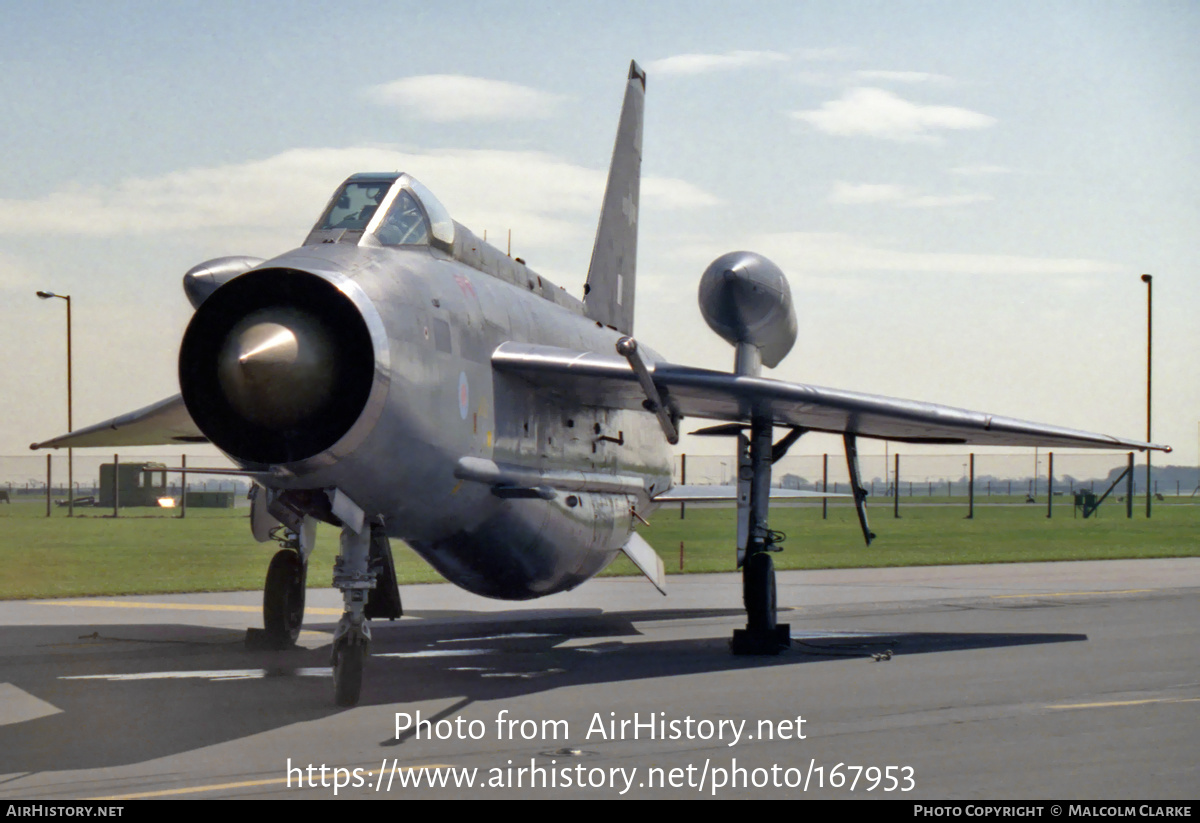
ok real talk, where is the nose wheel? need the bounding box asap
[332,633,366,707]
[329,509,376,707]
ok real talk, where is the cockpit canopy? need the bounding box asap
[304,173,455,252]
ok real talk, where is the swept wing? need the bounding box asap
[492,342,1170,453]
[30,394,206,450]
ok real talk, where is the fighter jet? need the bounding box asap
[32,62,1170,705]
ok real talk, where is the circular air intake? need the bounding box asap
[180,269,376,465]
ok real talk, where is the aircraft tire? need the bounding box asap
[333,640,364,707]
[263,549,306,649]
[743,552,776,633]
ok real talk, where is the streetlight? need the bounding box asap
[36,290,72,516]
[1141,274,1152,518]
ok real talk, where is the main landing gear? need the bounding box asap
[723,424,875,654]
[730,419,793,655]
[264,547,307,648]
[259,516,317,650]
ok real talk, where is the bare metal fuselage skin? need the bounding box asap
[216,242,671,600]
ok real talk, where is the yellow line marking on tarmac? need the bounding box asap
[1047,698,1200,711]
[34,599,343,615]
[90,765,452,799]
[992,589,1153,599]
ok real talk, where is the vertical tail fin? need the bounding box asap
[584,61,645,335]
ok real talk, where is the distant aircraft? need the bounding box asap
[32,62,1170,705]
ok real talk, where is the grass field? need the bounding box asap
[0,497,1195,599]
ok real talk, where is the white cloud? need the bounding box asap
[645,50,788,77]
[828,182,907,204]
[668,232,1121,280]
[0,251,37,290]
[829,182,991,208]
[794,47,857,62]
[791,87,996,141]
[0,147,718,251]
[362,75,564,121]
[751,232,1121,276]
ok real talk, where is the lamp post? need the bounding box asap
[1141,274,1152,518]
[36,290,72,516]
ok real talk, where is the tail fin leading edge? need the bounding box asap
[584,61,645,335]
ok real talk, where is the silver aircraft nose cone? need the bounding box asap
[216,308,336,427]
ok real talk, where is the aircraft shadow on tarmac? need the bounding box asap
[0,611,1086,774]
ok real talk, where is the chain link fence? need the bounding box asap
[0,452,249,515]
[3,450,1195,517]
[673,451,1197,506]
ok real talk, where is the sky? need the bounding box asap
[1,0,1196,468]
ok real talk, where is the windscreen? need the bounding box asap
[316,182,391,231]
[376,190,430,246]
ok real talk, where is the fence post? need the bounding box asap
[893,454,900,518]
[679,453,686,520]
[113,453,119,518]
[45,454,51,517]
[1046,452,1054,518]
[1125,452,1134,518]
[180,454,187,519]
[968,453,975,519]
[822,454,828,520]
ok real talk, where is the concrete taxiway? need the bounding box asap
[1,559,1197,799]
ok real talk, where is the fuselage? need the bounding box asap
[182,226,672,599]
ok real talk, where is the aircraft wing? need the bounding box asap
[492,342,1171,452]
[30,394,207,450]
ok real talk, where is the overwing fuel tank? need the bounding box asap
[699,251,797,368]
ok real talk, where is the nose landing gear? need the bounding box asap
[329,511,402,708]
